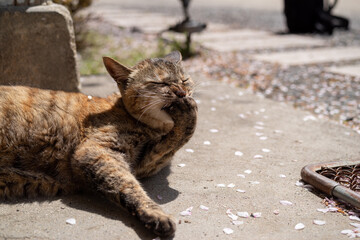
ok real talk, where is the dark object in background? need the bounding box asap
[284,0,349,35]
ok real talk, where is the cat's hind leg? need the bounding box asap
[0,168,65,200]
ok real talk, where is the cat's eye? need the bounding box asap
[149,81,168,86]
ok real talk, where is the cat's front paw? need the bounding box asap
[139,208,176,237]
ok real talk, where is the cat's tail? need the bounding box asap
[0,168,65,200]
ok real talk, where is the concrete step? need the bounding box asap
[253,47,360,66]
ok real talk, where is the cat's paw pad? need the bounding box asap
[140,209,176,237]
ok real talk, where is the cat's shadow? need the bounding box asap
[3,165,178,240]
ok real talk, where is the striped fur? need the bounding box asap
[0,52,197,237]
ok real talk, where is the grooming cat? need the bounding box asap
[0,51,197,237]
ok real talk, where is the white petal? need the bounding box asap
[232,220,244,225]
[226,209,238,221]
[280,200,293,206]
[199,205,209,211]
[313,220,326,225]
[279,174,286,178]
[254,155,263,159]
[237,211,250,218]
[255,132,264,136]
[274,130,283,133]
[259,136,268,140]
[249,181,260,184]
[238,91,244,96]
[350,216,360,222]
[223,228,234,235]
[303,115,317,121]
[177,163,186,167]
[273,210,280,215]
[327,207,338,212]
[66,218,76,225]
[350,222,360,228]
[237,174,245,178]
[295,223,305,230]
[185,149,194,153]
[259,108,266,112]
[235,151,244,156]
[341,229,354,235]
[251,212,261,218]
[295,180,305,187]
[210,129,218,133]
[227,183,235,188]
[203,141,211,145]
[254,126,264,130]
[180,207,193,216]
[262,148,271,153]
[316,208,329,213]
[238,114,246,119]
[256,121,264,126]
[211,107,216,111]
[236,189,246,193]
[216,184,226,188]
[244,170,252,174]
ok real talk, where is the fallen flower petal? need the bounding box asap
[251,212,261,218]
[232,220,244,226]
[203,141,211,145]
[280,200,293,206]
[185,149,194,153]
[227,183,235,188]
[237,174,245,178]
[177,163,186,167]
[237,212,250,218]
[66,218,76,225]
[210,129,219,133]
[254,155,263,159]
[313,220,326,225]
[226,209,238,221]
[350,216,360,222]
[244,170,252,174]
[180,207,193,216]
[223,228,234,235]
[216,184,226,188]
[235,151,244,156]
[295,223,305,230]
[199,205,209,211]
[316,208,329,213]
[262,148,271,153]
[236,189,246,193]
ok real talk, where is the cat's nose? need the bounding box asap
[171,86,186,98]
[174,88,186,98]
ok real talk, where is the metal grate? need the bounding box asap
[317,164,360,192]
[301,161,360,208]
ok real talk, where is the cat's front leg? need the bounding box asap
[72,141,176,237]
[135,97,197,178]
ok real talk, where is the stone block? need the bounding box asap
[0,3,80,92]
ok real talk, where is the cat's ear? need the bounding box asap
[163,51,182,64]
[103,57,133,84]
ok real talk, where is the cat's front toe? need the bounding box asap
[139,208,176,237]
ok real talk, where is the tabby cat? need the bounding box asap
[0,51,197,237]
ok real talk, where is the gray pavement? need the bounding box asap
[1,74,359,240]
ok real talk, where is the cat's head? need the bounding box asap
[103,51,194,132]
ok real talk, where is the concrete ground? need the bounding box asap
[0,74,359,240]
